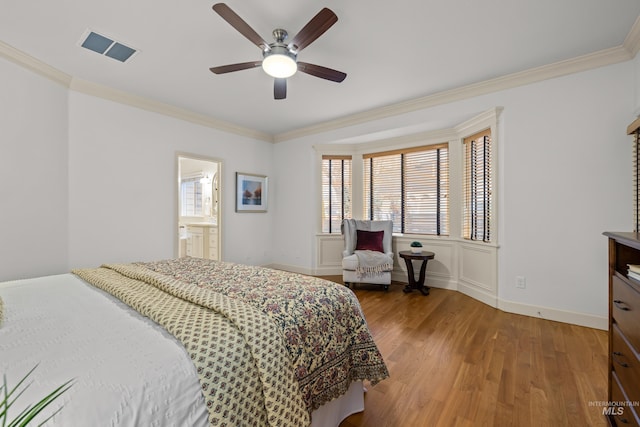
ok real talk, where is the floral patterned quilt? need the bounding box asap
[73,257,388,427]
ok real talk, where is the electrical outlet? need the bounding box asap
[516,276,526,289]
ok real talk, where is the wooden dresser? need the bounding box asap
[604,232,640,426]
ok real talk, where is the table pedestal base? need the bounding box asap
[399,251,434,296]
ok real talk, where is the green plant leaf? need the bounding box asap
[1,366,73,427]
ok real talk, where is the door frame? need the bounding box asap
[176,152,223,260]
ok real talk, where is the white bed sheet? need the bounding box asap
[0,274,208,426]
[0,273,363,426]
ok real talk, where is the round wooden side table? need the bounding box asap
[399,250,435,296]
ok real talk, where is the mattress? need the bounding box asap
[0,274,208,426]
[0,273,367,426]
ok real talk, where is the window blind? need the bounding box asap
[463,130,492,242]
[321,155,352,233]
[631,126,640,232]
[364,144,449,235]
[626,118,640,232]
[181,177,203,217]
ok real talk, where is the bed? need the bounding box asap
[0,257,388,427]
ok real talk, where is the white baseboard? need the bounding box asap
[391,271,457,290]
[457,281,498,308]
[497,298,608,331]
[267,263,608,331]
[312,266,343,276]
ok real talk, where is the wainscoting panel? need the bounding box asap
[392,237,456,290]
[310,234,602,329]
[314,235,494,298]
[458,242,498,307]
[315,234,344,275]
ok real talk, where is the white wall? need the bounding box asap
[496,65,632,318]
[1,48,637,326]
[273,61,634,322]
[270,141,319,270]
[1,56,276,279]
[67,91,274,269]
[0,57,69,281]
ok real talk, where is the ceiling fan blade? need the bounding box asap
[212,3,269,50]
[289,8,338,52]
[210,61,262,74]
[297,62,346,82]
[274,78,286,100]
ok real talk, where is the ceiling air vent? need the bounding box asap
[78,29,138,63]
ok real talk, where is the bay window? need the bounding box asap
[363,144,449,235]
[463,129,492,242]
[321,155,352,233]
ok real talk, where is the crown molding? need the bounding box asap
[313,127,458,155]
[68,78,273,142]
[274,45,632,143]
[2,22,639,146]
[624,15,640,57]
[0,40,272,143]
[314,108,501,154]
[0,40,72,87]
[454,107,504,136]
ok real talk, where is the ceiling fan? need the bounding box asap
[209,3,347,100]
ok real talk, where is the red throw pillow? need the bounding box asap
[355,230,385,253]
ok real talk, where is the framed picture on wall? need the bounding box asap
[236,172,268,212]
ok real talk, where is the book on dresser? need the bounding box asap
[603,232,640,427]
[627,266,640,282]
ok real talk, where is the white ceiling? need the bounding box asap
[1,0,639,137]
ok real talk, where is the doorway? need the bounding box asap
[177,154,221,260]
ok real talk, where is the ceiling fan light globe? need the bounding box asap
[262,54,297,78]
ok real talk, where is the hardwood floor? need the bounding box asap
[321,277,609,427]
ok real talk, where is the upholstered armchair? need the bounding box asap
[341,219,394,290]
